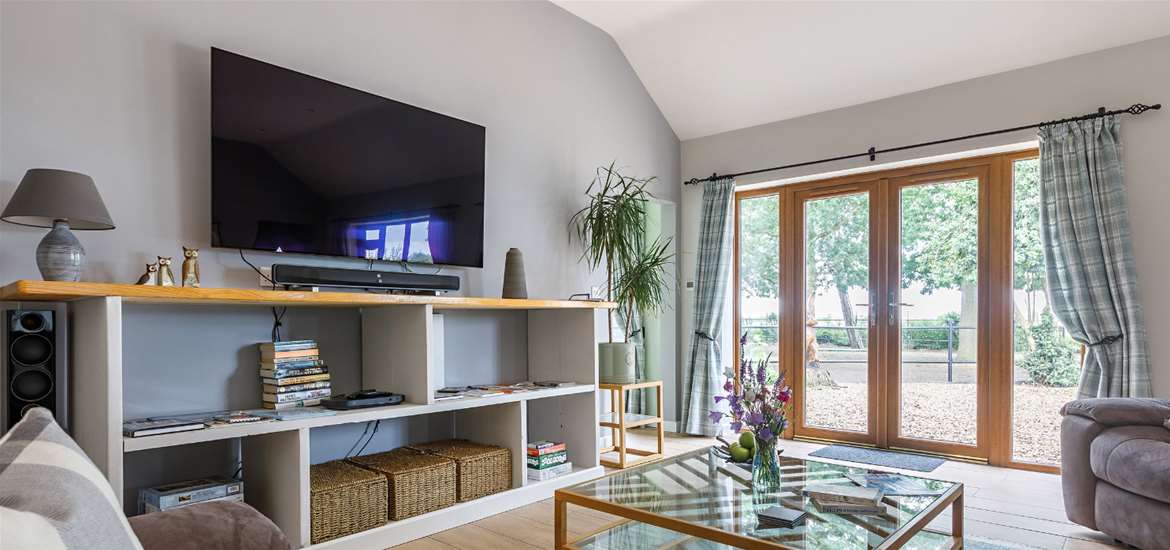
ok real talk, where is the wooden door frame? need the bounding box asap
[884,164,991,460]
[789,180,884,446]
[733,149,1057,471]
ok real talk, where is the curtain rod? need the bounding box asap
[683,102,1161,185]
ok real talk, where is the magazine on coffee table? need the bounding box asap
[845,473,948,497]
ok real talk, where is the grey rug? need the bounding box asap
[808,444,945,472]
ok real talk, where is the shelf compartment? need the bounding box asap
[124,385,594,453]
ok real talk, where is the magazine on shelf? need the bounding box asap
[250,407,337,421]
[844,473,948,497]
[123,418,207,438]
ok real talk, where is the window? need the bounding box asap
[357,217,433,263]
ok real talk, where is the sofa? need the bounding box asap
[1061,398,1170,549]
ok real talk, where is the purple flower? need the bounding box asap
[740,332,748,347]
[759,427,774,442]
[713,395,725,403]
[749,412,764,425]
[730,421,743,432]
[709,411,724,424]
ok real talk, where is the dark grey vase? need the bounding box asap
[36,220,85,282]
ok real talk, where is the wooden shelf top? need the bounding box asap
[0,280,616,310]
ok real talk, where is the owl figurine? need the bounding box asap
[157,256,175,287]
[181,247,201,288]
[135,263,159,285]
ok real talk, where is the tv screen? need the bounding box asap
[211,48,485,268]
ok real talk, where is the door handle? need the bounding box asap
[888,291,912,326]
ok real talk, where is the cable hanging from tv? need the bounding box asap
[683,102,1161,185]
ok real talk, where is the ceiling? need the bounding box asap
[554,1,1170,140]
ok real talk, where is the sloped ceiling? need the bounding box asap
[554,1,1170,140]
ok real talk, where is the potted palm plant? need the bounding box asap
[571,163,673,384]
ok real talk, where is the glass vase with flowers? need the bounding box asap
[710,333,792,493]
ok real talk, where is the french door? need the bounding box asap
[736,158,1002,460]
[737,151,1070,469]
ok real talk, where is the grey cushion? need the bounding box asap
[1095,480,1170,550]
[129,500,292,550]
[1062,398,1170,426]
[1089,425,1170,505]
[0,407,143,550]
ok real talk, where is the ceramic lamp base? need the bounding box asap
[36,220,85,282]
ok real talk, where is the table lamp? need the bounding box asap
[1,168,115,281]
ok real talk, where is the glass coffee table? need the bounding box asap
[555,447,963,549]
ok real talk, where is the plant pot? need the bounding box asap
[599,342,636,384]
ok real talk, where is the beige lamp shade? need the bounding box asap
[2,169,115,230]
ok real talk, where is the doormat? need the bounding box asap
[808,444,945,472]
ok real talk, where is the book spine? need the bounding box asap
[261,374,331,386]
[526,443,566,456]
[803,491,879,506]
[263,381,331,393]
[260,341,318,352]
[527,462,573,481]
[259,366,328,379]
[262,399,322,410]
[527,451,568,469]
[811,500,884,515]
[260,349,320,360]
[263,388,332,403]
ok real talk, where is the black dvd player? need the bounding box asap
[321,390,405,410]
[271,264,459,293]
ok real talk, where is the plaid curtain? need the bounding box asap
[681,178,735,435]
[1039,115,1151,398]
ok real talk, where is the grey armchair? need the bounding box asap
[1061,398,1170,549]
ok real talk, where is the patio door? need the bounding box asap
[884,166,989,459]
[786,167,990,459]
[793,181,882,446]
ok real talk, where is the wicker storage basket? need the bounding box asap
[310,460,388,544]
[410,439,512,502]
[348,447,456,520]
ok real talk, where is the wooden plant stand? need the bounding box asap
[599,380,664,468]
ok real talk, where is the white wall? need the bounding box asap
[680,36,1170,397]
[0,1,684,419]
[0,0,680,298]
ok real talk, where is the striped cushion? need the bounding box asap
[0,407,143,550]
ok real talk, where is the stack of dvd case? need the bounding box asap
[260,340,330,410]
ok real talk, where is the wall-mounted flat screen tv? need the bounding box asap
[211,48,485,268]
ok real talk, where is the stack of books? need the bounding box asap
[260,340,331,410]
[803,483,885,515]
[527,440,572,481]
[756,505,807,529]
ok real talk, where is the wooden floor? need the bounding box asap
[389,430,1123,550]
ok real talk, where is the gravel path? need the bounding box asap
[804,382,1075,465]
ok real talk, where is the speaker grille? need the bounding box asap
[5,308,66,433]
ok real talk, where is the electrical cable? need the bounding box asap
[346,421,374,458]
[355,420,381,456]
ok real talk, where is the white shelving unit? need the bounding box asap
[6,282,615,549]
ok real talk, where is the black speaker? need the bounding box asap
[3,304,67,432]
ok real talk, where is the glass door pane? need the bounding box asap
[1011,157,1079,465]
[897,178,979,445]
[803,191,870,434]
[738,194,780,378]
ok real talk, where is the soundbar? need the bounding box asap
[271,264,460,294]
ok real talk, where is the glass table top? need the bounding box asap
[560,447,959,549]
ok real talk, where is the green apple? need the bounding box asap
[738,431,756,451]
[729,442,751,463]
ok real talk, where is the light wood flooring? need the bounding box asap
[389,430,1124,550]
